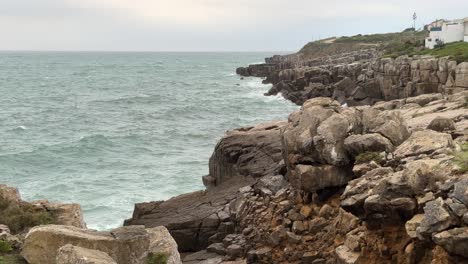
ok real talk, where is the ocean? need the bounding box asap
[0,52,297,230]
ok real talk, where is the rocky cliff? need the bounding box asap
[127,88,468,263]
[237,51,468,108]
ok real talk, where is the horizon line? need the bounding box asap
[0,50,294,53]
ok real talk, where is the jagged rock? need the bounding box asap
[207,243,226,255]
[405,214,424,239]
[427,117,456,132]
[452,179,468,207]
[300,205,313,218]
[0,224,22,249]
[22,225,182,264]
[417,198,455,238]
[56,244,117,264]
[255,175,287,195]
[433,227,468,258]
[366,110,410,146]
[291,164,354,193]
[455,62,468,88]
[302,251,321,263]
[207,121,287,187]
[394,130,454,159]
[0,184,86,230]
[125,177,253,252]
[344,133,394,156]
[286,231,302,244]
[147,226,182,264]
[352,161,380,177]
[406,93,443,106]
[335,245,359,264]
[247,247,272,264]
[226,244,243,260]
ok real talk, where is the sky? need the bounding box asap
[1,0,467,52]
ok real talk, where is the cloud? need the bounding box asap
[0,0,468,51]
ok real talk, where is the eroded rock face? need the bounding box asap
[56,244,117,264]
[125,177,253,252]
[282,97,410,193]
[206,121,287,188]
[22,225,181,264]
[433,227,468,258]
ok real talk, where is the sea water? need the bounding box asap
[0,52,297,230]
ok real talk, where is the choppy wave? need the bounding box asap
[0,52,298,230]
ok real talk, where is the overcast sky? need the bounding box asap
[1,0,467,51]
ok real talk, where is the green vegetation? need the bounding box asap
[453,143,468,173]
[298,30,428,60]
[416,42,468,63]
[335,30,427,44]
[0,194,55,234]
[0,241,12,254]
[146,252,169,264]
[355,152,383,164]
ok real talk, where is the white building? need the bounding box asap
[425,17,468,49]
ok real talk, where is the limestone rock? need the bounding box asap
[344,133,394,156]
[22,225,181,264]
[427,117,456,132]
[56,244,117,264]
[394,130,453,159]
[433,227,468,258]
[291,164,353,193]
[335,245,359,264]
[207,121,287,187]
[417,198,455,238]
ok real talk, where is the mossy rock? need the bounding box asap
[355,152,383,164]
[146,252,169,264]
[0,194,56,234]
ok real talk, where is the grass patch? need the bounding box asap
[355,152,383,164]
[146,252,169,264]
[335,30,427,44]
[0,241,12,254]
[453,143,468,173]
[415,42,468,63]
[0,195,55,234]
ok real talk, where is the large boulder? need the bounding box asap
[125,177,252,252]
[290,165,353,193]
[455,62,468,88]
[22,225,181,264]
[206,121,286,188]
[394,130,454,159]
[56,244,117,264]
[344,133,394,156]
[433,227,468,258]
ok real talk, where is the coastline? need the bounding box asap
[1,48,468,263]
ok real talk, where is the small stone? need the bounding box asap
[318,204,334,219]
[302,251,320,263]
[335,245,359,264]
[207,243,226,255]
[292,221,306,233]
[345,234,361,252]
[286,231,302,244]
[300,205,313,218]
[405,214,424,239]
[309,217,328,233]
[226,244,243,259]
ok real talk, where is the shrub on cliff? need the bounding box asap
[355,152,383,164]
[0,195,55,234]
[454,143,468,173]
[146,252,168,264]
[0,240,12,253]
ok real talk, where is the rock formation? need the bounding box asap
[22,225,181,264]
[128,90,467,263]
[238,52,468,108]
